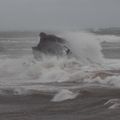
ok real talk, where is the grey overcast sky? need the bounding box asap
[0,0,120,31]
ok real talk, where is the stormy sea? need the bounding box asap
[0,29,120,120]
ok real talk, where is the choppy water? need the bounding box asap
[0,31,120,120]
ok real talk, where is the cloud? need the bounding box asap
[0,0,120,31]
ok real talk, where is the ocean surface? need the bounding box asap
[0,31,120,120]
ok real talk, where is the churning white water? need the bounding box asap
[60,32,104,65]
[0,31,120,101]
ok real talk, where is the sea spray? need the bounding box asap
[59,32,104,65]
[0,31,120,97]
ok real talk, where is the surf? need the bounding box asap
[0,31,120,102]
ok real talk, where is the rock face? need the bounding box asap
[32,32,71,59]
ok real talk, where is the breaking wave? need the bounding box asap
[0,31,120,101]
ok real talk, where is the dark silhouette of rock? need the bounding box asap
[32,32,71,59]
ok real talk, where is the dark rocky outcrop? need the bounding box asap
[32,32,71,59]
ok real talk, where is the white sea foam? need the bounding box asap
[0,31,120,98]
[104,99,120,109]
[51,89,78,102]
